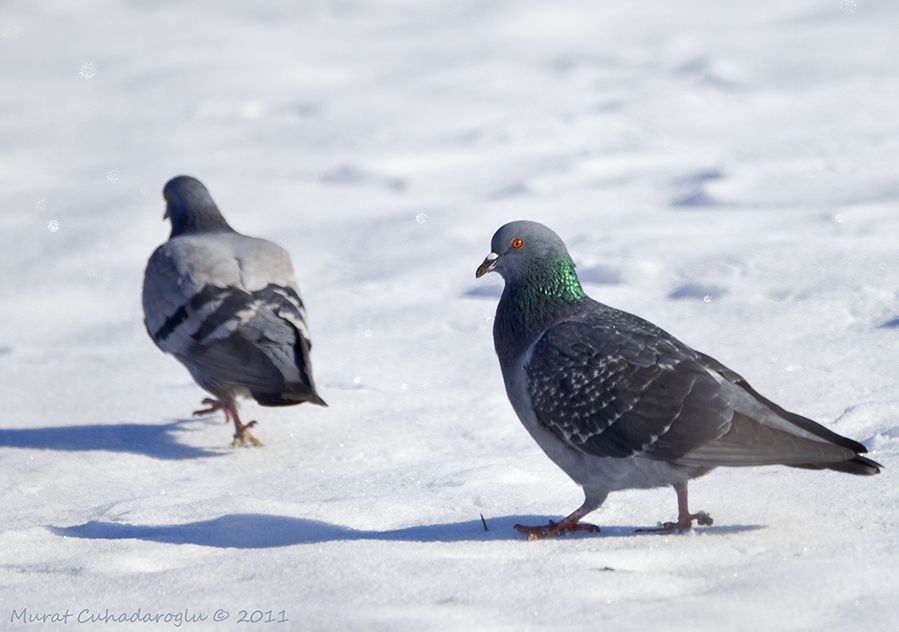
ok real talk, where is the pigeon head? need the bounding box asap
[476,220,584,301]
[162,175,234,238]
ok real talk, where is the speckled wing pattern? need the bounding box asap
[524,316,734,461]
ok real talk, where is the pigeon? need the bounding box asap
[142,175,326,447]
[476,220,880,540]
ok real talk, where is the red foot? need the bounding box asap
[636,511,713,534]
[514,519,600,541]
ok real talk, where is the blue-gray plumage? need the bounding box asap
[476,220,880,539]
[143,176,325,447]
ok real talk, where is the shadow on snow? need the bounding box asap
[0,419,221,460]
[49,513,763,548]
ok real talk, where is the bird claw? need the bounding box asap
[193,398,225,417]
[635,511,713,534]
[514,519,600,541]
[230,429,263,448]
[190,399,263,447]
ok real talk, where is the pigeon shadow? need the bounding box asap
[49,513,764,549]
[0,419,221,460]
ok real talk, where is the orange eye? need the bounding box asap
[511,238,524,249]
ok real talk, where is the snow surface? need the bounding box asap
[1,0,898,630]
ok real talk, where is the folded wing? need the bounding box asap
[142,234,323,406]
[524,316,877,473]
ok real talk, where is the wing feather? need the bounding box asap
[142,234,319,402]
[523,310,867,469]
[524,320,732,461]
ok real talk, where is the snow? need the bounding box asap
[1,0,898,630]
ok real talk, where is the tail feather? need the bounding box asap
[676,412,883,476]
[696,350,869,453]
[791,455,882,476]
[253,386,327,407]
[693,351,881,476]
[246,307,326,407]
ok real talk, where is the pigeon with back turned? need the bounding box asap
[142,175,326,447]
[476,220,880,540]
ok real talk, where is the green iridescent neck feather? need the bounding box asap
[508,256,585,314]
[494,255,587,362]
[532,256,584,301]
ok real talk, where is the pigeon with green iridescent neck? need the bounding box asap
[142,175,326,447]
[476,220,880,540]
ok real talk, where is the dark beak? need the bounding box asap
[476,252,499,278]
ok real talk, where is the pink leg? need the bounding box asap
[636,481,713,534]
[515,504,600,541]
